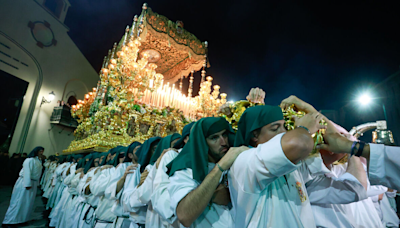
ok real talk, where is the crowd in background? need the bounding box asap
[0,151,32,185]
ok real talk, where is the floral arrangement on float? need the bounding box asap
[219,87,326,155]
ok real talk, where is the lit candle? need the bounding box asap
[156,88,161,108]
[151,91,155,107]
[146,90,150,104]
[165,87,170,107]
[170,89,173,107]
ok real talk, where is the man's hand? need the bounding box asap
[280,95,317,114]
[212,184,230,206]
[26,187,32,190]
[116,164,138,195]
[138,169,149,187]
[75,168,84,174]
[101,165,113,170]
[317,120,353,154]
[218,146,249,171]
[123,164,138,179]
[88,167,95,173]
[86,177,92,183]
[294,112,327,135]
[94,167,101,175]
[80,172,85,179]
[156,148,178,169]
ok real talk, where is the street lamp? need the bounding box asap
[357,93,387,122]
[358,93,371,106]
[40,91,56,107]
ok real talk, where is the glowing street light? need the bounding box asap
[356,92,387,122]
[358,93,371,106]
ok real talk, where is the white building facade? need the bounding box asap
[0,0,98,156]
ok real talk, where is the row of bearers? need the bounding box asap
[2,95,400,227]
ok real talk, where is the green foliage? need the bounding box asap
[133,104,141,112]
[89,99,100,117]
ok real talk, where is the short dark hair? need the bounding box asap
[23,153,27,155]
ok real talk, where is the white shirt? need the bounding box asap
[329,163,384,228]
[380,193,400,227]
[90,167,117,222]
[169,164,232,228]
[228,133,315,228]
[136,164,165,227]
[120,164,147,225]
[107,162,131,217]
[81,168,102,207]
[369,143,400,191]
[151,149,181,227]
[307,156,369,228]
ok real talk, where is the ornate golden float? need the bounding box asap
[64,3,227,153]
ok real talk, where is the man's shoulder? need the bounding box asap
[163,150,179,162]
[231,147,255,170]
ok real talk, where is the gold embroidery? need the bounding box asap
[296,181,307,202]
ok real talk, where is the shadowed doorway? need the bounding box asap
[0,69,29,153]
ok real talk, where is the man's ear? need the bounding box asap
[250,137,258,147]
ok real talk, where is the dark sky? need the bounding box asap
[65,0,400,114]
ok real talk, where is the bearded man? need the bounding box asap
[167,117,247,227]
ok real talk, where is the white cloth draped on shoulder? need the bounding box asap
[135,164,165,227]
[120,164,147,226]
[107,162,132,228]
[151,149,181,228]
[42,163,57,198]
[92,164,128,228]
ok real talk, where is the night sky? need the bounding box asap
[65,0,400,125]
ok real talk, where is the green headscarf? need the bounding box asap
[150,133,181,164]
[167,117,233,183]
[137,137,162,172]
[84,153,103,173]
[99,152,109,166]
[76,156,86,169]
[124,142,142,162]
[110,146,129,167]
[173,122,195,149]
[27,146,44,158]
[106,146,122,165]
[57,155,66,164]
[66,155,73,162]
[73,154,84,163]
[234,105,283,147]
